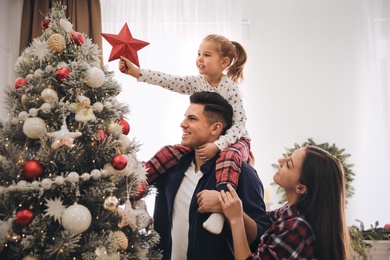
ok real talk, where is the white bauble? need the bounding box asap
[40,103,52,114]
[41,88,58,104]
[17,180,28,188]
[66,172,79,183]
[106,122,122,135]
[90,169,101,180]
[18,111,29,121]
[30,180,40,189]
[118,134,131,153]
[85,67,105,88]
[29,108,38,117]
[41,178,52,190]
[62,204,91,234]
[80,173,91,181]
[11,117,19,125]
[59,18,73,33]
[92,102,103,112]
[23,117,47,139]
[54,176,65,185]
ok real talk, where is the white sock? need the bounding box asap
[203,212,225,234]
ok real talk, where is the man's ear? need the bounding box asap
[210,122,223,136]
[296,184,307,195]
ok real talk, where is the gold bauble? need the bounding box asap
[48,33,66,52]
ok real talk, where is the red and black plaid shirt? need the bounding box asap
[251,203,317,260]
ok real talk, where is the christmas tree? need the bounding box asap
[0,3,160,260]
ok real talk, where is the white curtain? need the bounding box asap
[350,0,390,225]
[100,0,244,161]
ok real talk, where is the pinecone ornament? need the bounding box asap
[114,230,128,251]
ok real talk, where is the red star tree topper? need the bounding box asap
[101,23,149,67]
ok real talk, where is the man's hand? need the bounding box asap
[196,143,219,161]
[197,190,222,213]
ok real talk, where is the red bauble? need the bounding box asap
[118,119,130,135]
[16,209,35,226]
[111,154,127,170]
[22,160,45,180]
[41,18,51,29]
[93,129,107,143]
[385,224,390,231]
[71,32,85,46]
[14,78,27,92]
[134,181,148,200]
[56,68,70,83]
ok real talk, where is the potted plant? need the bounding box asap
[350,220,390,260]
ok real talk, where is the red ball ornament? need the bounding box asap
[71,32,85,46]
[22,160,45,180]
[134,181,148,200]
[14,78,27,92]
[16,209,35,226]
[118,119,130,135]
[56,68,70,83]
[111,154,127,170]
[93,129,107,144]
[41,18,51,29]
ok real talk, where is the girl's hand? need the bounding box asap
[119,56,140,78]
[196,143,219,161]
[219,184,243,224]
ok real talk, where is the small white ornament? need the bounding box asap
[41,88,58,104]
[18,111,29,121]
[54,176,65,185]
[30,180,40,189]
[23,117,47,139]
[80,173,91,181]
[69,96,96,122]
[41,178,52,189]
[62,204,91,234]
[85,67,105,88]
[47,123,82,149]
[40,103,52,114]
[59,18,73,33]
[104,102,113,109]
[11,117,19,125]
[44,197,66,224]
[17,180,28,188]
[106,122,122,135]
[29,108,38,117]
[92,102,103,112]
[90,169,101,180]
[118,134,131,153]
[66,172,79,183]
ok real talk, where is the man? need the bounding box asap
[151,91,269,260]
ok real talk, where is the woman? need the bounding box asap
[219,146,350,260]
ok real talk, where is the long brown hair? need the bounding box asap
[203,34,247,84]
[297,146,350,260]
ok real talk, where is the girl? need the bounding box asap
[119,34,251,235]
[219,146,351,260]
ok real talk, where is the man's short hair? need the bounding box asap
[189,91,233,134]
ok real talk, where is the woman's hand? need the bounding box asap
[219,184,244,224]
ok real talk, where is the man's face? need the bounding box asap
[180,103,214,149]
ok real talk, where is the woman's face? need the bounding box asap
[273,147,307,192]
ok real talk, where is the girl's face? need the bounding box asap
[196,40,229,77]
[273,147,307,193]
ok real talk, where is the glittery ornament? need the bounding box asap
[71,32,85,46]
[55,68,69,83]
[48,33,66,52]
[62,204,91,234]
